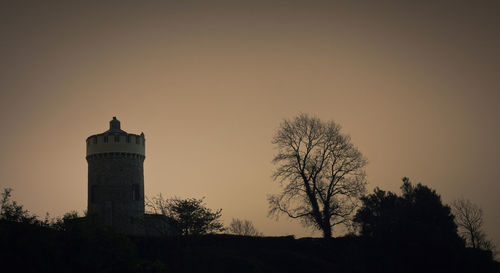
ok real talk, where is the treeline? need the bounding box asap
[0,220,498,273]
[1,183,499,273]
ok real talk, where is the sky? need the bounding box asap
[0,0,499,246]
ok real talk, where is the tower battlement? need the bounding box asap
[86,117,145,157]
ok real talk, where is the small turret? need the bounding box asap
[109,116,121,131]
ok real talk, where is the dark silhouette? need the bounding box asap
[268,114,367,238]
[228,218,263,236]
[147,195,224,235]
[353,177,495,272]
[452,198,496,252]
[1,186,499,273]
[1,188,38,224]
[49,210,80,231]
[355,177,457,238]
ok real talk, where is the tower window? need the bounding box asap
[114,135,120,142]
[104,136,108,143]
[136,137,140,144]
[132,184,140,201]
[126,135,130,143]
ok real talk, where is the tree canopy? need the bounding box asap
[269,114,367,237]
[354,177,461,247]
[1,188,38,224]
[228,218,263,236]
[147,195,224,235]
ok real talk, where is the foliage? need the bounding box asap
[269,114,367,237]
[1,188,38,224]
[49,210,80,231]
[452,198,496,253]
[147,195,224,235]
[1,188,86,231]
[228,218,263,236]
[354,177,460,246]
[1,188,498,273]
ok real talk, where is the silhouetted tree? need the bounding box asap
[268,114,367,238]
[49,210,80,231]
[1,188,38,224]
[452,198,496,252]
[228,218,263,236]
[354,177,460,246]
[147,195,224,235]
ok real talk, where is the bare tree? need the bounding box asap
[146,193,170,215]
[452,198,495,252]
[268,114,367,238]
[228,218,263,236]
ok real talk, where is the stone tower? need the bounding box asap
[86,117,145,235]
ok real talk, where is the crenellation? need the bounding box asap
[86,133,145,157]
[86,134,144,145]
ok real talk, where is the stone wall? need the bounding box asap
[87,153,145,235]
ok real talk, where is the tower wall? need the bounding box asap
[86,118,146,235]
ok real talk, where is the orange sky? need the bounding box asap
[1,1,499,246]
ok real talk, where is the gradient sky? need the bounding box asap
[1,1,499,246]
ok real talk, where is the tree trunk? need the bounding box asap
[321,206,332,238]
[322,221,332,238]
